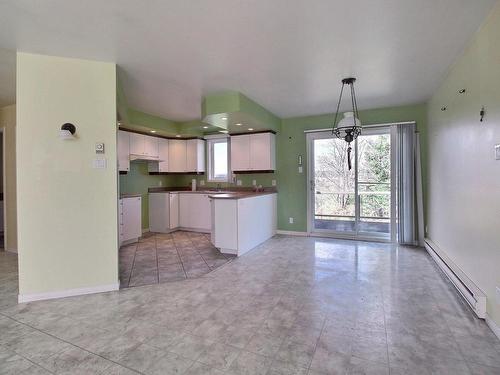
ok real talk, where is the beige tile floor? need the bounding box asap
[0,236,499,374]
[120,231,235,288]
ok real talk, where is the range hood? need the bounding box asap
[129,154,165,162]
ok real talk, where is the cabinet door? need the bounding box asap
[129,133,145,155]
[117,131,130,172]
[168,140,187,172]
[230,135,250,171]
[144,136,159,158]
[250,133,274,170]
[169,193,179,229]
[186,139,206,172]
[122,197,142,241]
[179,193,191,227]
[158,138,169,172]
[186,139,197,172]
[198,194,211,230]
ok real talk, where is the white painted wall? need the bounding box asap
[426,2,500,327]
[16,53,118,298]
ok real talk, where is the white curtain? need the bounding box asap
[395,123,423,246]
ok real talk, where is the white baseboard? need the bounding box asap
[18,282,120,303]
[5,247,17,254]
[276,230,308,236]
[486,313,500,341]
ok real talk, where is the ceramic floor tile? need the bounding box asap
[1,236,499,374]
[119,231,230,288]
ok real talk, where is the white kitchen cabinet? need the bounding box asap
[144,135,159,158]
[117,130,130,172]
[168,139,187,172]
[129,133,145,155]
[230,132,275,172]
[179,193,211,232]
[212,193,277,256]
[169,193,179,229]
[120,196,142,245]
[250,133,275,170]
[149,192,178,233]
[186,139,205,172]
[129,133,159,158]
[230,134,250,171]
[148,138,169,173]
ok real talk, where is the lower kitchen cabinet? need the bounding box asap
[179,193,211,232]
[149,192,178,233]
[119,196,142,244]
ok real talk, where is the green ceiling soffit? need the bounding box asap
[116,72,129,124]
[202,91,281,132]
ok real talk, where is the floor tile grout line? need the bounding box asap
[0,315,58,374]
[172,234,189,279]
[2,314,144,375]
[154,234,160,284]
[126,242,138,288]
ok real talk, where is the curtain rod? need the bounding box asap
[303,121,416,134]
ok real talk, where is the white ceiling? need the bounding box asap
[0,0,496,120]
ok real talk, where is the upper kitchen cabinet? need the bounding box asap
[148,138,169,173]
[186,139,205,173]
[118,130,130,172]
[168,139,187,172]
[129,132,159,158]
[230,132,275,172]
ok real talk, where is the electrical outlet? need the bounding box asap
[289,217,294,224]
[252,180,257,186]
[272,179,276,186]
[298,166,303,173]
[158,181,163,187]
[237,179,242,186]
[200,180,205,186]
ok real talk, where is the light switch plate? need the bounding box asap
[495,144,500,160]
[298,166,303,173]
[252,180,257,186]
[272,179,276,186]
[289,217,294,224]
[93,158,106,169]
[200,180,205,186]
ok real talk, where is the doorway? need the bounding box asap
[307,126,396,242]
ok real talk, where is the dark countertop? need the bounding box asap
[120,193,142,198]
[208,191,277,200]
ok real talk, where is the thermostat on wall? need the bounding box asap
[95,142,105,154]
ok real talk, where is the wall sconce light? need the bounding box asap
[60,123,76,139]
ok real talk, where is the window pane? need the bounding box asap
[213,141,228,179]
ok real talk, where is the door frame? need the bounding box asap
[306,125,397,243]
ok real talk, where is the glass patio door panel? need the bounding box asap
[313,137,356,233]
[308,127,394,241]
[357,132,392,238]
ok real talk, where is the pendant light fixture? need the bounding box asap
[332,77,362,170]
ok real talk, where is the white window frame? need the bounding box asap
[206,136,230,182]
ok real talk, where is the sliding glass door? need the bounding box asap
[308,127,395,241]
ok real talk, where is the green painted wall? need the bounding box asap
[278,103,428,232]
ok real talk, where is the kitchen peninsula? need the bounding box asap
[149,188,277,256]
